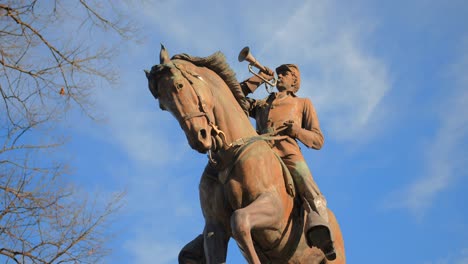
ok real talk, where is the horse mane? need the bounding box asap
[171,52,248,113]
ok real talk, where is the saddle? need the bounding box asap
[207,138,295,198]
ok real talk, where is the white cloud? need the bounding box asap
[135,0,240,54]
[385,38,468,216]
[124,166,200,218]
[118,165,204,263]
[256,0,390,141]
[126,0,391,142]
[93,68,189,168]
[124,235,181,264]
[423,247,468,264]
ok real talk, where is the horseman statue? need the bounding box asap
[145,45,345,264]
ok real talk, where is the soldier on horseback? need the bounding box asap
[240,64,336,260]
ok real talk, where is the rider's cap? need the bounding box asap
[275,64,301,93]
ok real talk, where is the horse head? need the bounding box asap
[145,45,215,153]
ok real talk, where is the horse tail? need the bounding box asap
[327,210,346,264]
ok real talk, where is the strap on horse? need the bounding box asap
[218,125,295,197]
[229,125,289,148]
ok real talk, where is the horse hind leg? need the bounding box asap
[326,209,346,264]
[230,192,284,264]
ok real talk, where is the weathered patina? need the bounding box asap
[145,45,345,264]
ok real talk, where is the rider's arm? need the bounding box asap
[296,98,324,150]
[239,70,274,118]
[239,67,275,95]
[240,75,265,95]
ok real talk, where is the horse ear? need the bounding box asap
[160,44,170,64]
[144,69,150,80]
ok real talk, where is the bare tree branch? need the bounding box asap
[1,1,135,263]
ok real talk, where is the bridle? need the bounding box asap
[170,63,230,163]
[158,61,288,164]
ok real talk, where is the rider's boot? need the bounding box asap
[304,196,336,261]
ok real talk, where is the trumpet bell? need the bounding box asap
[238,46,252,62]
[238,46,264,72]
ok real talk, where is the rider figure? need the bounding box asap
[240,64,336,260]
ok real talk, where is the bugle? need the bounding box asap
[238,46,277,87]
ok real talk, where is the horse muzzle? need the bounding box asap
[187,127,212,153]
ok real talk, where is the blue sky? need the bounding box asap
[57,0,468,263]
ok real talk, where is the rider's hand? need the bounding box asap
[259,66,275,81]
[284,120,301,138]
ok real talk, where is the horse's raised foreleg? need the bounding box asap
[230,192,284,264]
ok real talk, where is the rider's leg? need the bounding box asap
[291,161,328,221]
[282,157,336,260]
[281,156,327,217]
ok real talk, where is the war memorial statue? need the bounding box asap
[145,45,345,264]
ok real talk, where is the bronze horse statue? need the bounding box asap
[145,45,345,264]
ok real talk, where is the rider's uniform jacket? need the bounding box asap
[249,92,324,161]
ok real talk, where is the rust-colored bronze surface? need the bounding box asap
[146,45,345,264]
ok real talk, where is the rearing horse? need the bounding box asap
[145,46,345,264]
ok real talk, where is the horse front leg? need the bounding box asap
[230,192,284,264]
[203,221,229,264]
[179,234,205,264]
[199,164,231,263]
[178,223,229,264]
